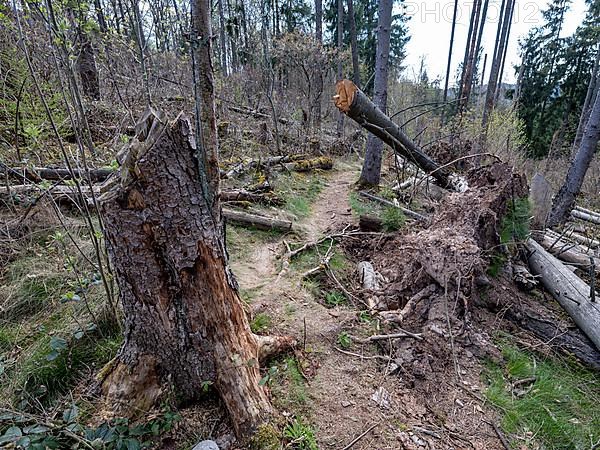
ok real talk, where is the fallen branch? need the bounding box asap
[227,104,291,125]
[526,238,600,350]
[536,233,600,272]
[341,422,380,450]
[349,330,423,343]
[358,191,428,222]
[2,166,114,182]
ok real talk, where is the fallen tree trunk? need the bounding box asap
[536,233,600,272]
[571,209,600,225]
[223,208,292,232]
[220,189,283,206]
[359,191,428,222]
[283,157,333,172]
[227,104,291,125]
[526,238,600,351]
[545,228,600,250]
[3,167,113,182]
[333,80,467,192]
[574,205,600,220]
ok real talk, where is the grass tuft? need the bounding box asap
[484,338,600,449]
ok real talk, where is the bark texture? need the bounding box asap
[547,87,600,227]
[359,0,392,186]
[98,113,276,438]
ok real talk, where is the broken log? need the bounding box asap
[536,233,600,272]
[3,167,113,182]
[574,205,600,219]
[545,228,600,250]
[333,80,467,192]
[526,238,600,351]
[358,191,428,222]
[283,157,333,172]
[571,209,600,225]
[223,208,292,232]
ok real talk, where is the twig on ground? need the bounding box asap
[349,330,423,343]
[340,422,380,450]
[334,347,392,362]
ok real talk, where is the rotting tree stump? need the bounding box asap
[97,111,294,439]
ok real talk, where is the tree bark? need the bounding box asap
[312,0,323,129]
[336,0,345,137]
[572,44,600,154]
[77,32,100,100]
[526,239,600,351]
[458,0,483,112]
[347,0,360,87]
[359,0,392,186]
[547,85,600,227]
[335,80,467,191]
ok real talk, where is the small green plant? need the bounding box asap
[324,290,346,307]
[251,313,272,334]
[382,207,406,231]
[337,332,351,349]
[500,197,531,245]
[283,418,318,450]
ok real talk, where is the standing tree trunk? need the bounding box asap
[97,0,293,440]
[572,43,600,154]
[480,0,514,143]
[358,0,392,186]
[336,0,345,137]
[218,0,228,76]
[77,32,100,100]
[312,0,323,130]
[493,0,516,103]
[443,0,459,104]
[547,78,600,227]
[347,0,360,87]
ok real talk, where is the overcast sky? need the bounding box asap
[401,0,588,86]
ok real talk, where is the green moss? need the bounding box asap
[484,338,600,449]
[249,423,280,450]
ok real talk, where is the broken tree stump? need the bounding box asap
[333,80,467,192]
[97,110,294,438]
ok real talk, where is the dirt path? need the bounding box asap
[231,162,497,449]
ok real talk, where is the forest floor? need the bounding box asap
[225,163,502,449]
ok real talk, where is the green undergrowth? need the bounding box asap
[279,172,324,219]
[226,224,282,264]
[484,337,600,449]
[349,191,406,231]
[0,406,180,449]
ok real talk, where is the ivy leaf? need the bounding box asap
[50,336,67,352]
[24,424,50,434]
[46,350,60,361]
[0,426,23,445]
[73,330,85,340]
[63,405,79,423]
